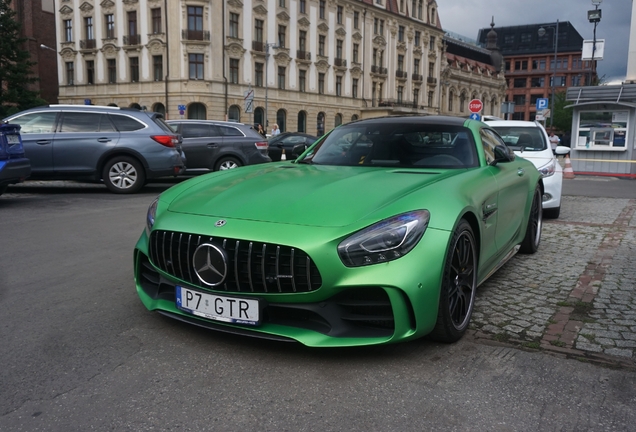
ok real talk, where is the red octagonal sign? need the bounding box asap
[468,99,483,113]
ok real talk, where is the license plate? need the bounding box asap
[176,286,260,326]
[7,135,19,144]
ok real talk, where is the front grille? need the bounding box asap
[149,230,322,293]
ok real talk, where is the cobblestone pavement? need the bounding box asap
[470,195,636,367]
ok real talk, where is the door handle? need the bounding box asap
[207,143,218,148]
[97,138,111,143]
[517,168,525,176]
[36,140,51,145]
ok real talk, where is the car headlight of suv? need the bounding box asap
[338,210,430,267]
[537,159,556,178]
[146,197,159,235]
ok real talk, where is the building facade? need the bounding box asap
[54,0,504,133]
[478,21,595,123]
[12,0,59,104]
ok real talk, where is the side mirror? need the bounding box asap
[291,144,306,158]
[555,145,570,155]
[491,145,515,165]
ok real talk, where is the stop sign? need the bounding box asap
[468,99,483,113]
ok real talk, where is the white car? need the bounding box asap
[487,120,570,219]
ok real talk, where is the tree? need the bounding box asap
[551,90,573,134]
[0,0,46,118]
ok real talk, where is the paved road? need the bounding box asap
[0,178,635,431]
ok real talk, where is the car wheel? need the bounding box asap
[102,156,145,194]
[543,206,560,219]
[519,184,543,254]
[215,157,242,171]
[429,220,477,343]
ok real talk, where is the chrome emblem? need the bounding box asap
[215,220,227,227]
[192,243,227,286]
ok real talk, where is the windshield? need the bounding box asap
[490,126,548,151]
[300,123,478,169]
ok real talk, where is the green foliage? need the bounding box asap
[551,90,573,134]
[0,0,45,118]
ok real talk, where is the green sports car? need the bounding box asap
[134,116,543,347]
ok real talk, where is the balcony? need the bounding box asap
[296,50,311,61]
[182,29,210,41]
[123,34,141,46]
[334,58,347,67]
[371,65,388,75]
[427,76,437,84]
[396,70,408,79]
[252,40,265,52]
[412,73,423,82]
[80,39,96,50]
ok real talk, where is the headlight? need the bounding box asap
[338,210,430,267]
[146,197,159,235]
[537,159,556,178]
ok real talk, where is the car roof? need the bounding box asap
[167,119,248,126]
[486,120,545,128]
[348,115,468,127]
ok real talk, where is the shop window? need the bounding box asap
[576,111,628,150]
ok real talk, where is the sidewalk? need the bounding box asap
[469,195,636,368]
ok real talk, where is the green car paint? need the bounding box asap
[134,116,542,347]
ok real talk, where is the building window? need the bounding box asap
[318,35,325,56]
[229,13,239,38]
[319,0,325,19]
[84,17,94,41]
[397,86,404,103]
[151,8,162,34]
[230,59,239,84]
[520,32,532,43]
[414,58,420,73]
[513,95,526,105]
[336,76,342,96]
[86,60,94,85]
[66,61,74,85]
[105,14,115,38]
[449,90,454,111]
[279,0,286,7]
[278,25,286,48]
[418,0,423,19]
[414,31,421,47]
[107,59,116,83]
[460,93,466,112]
[531,77,544,87]
[398,25,404,42]
[254,19,263,43]
[398,54,404,71]
[413,88,419,105]
[374,18,384,35]
[318,73,325,94]
[299,30,307,52]
[353,43,359,63]
[188,6,203,31]
[130,57,139,82]
[354,11,359,29]
[428,62,435,77]
[299,69,306,92]
[352,78,358,98]
[337,6,343,24]
[513,78,527,88]
[429,36,435,51]
[278,66,285,89]
[64,19,73,42]
[576,110,628,149]
[372,48,377,66]
[551,76,566,87]
[512,112,525,120]
[189,53,204,80]
[300,0,306,14]
[128,11,137,35]
[153,55,163,81]
[336,40,343,59]
[515,60,528,70]
[255,62,263,86]
[571,75,583,86]
[428,91,434,107]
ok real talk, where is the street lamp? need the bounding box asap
[538,20,559,129]
[40,44,56,52]
[587,0,603,85]
[264,42,279,130]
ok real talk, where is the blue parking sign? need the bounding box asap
[536,98,549,110]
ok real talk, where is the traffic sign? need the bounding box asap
[244,86,254,114]
[468,99,483,113]
[536,98,549,110]
[469,113,481,121]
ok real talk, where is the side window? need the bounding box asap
[110,114,145,131]
[10,112,57,134]
[59,112,102,132]
[480,128,504,164]
[181,123,213,138]
[219,126,244,137]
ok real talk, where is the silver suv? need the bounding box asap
[3,105,185,193]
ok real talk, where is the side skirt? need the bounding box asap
[477,245,520,287]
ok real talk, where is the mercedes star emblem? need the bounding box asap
[192,243,228,286]
[215,220,227,227]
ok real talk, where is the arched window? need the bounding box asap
[228,105,241,122]
[297,111,307,133]
[491,98,498,116]
[152,103,165,116]
[188,102,207,119]
[351,114,359,122]
[459,93,466,113]
[130,102,142,110]
[254,107,265,128]
[317,112,325,136]
[335,113,342,127]
[276,109,286,133]
[448,90,454,112]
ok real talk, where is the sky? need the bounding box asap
[436,0,632,84]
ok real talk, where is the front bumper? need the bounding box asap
[541,168,563,209]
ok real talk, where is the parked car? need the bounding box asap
[267,132,318,161]
[167,120,270,173]
[134,115,544,347]
[2,105,185,194]
[0,123,31,196]
[487,120,570,219]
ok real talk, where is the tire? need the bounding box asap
[429,220,478,343]
[102,156,145,194]
[215,157,242,171]
[520,184,543,254]
[543,206,560,219]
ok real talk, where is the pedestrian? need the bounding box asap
[548,130,560,154]
[256,123,266,138]
[271,123,280,136]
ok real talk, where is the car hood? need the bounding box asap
[513,150,554,169]
[167,163,450,228]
